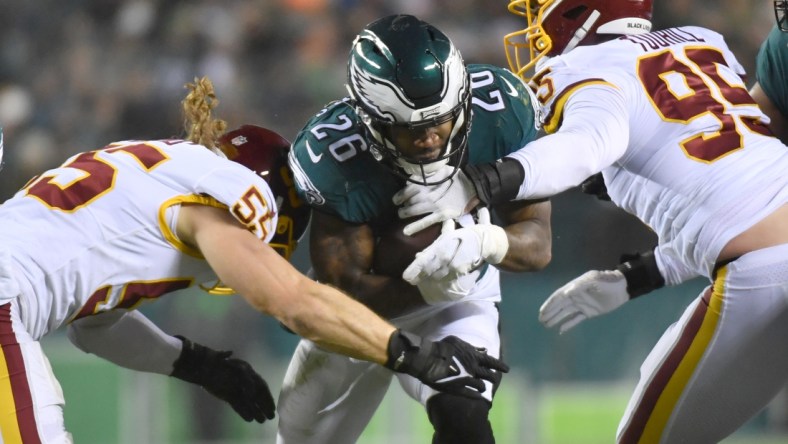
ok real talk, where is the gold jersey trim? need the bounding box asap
[158,194,228,258]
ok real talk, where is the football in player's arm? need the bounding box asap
[0,76,506,443]
[395,1,788,443]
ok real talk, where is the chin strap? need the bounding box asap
[463,158,525,206]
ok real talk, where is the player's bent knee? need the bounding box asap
[427,393,494,444]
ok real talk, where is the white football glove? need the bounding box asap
[393,165,479,236]
[538,270,629,334]
[416,269,481,305]
[402,208,508,285]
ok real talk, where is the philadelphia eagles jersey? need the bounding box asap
[288,64,539,227]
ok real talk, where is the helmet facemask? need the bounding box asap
[268,187,307,261]
[504,0,555,82]
[355,84,471,186]
[347,15,472,186]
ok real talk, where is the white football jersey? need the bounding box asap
[0,139,278,339]
[510,27,788,284]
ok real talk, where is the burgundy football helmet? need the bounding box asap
[200,125,311,295]
[504,0,653,81]
[218,125,311,261]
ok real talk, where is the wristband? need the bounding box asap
[464,158,524,206]
[170,335,225,384]
[616,250,665,298]
[170,335,203,381]
[384,329,423,371]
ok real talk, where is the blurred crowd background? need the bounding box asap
[0,0,773,194]
[0,1,782,443]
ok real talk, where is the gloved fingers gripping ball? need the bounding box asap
[401,218,458,283]
[403,207,508,285]
[170,336,275,423]
[385,330,509,399]
[393,167,479,236]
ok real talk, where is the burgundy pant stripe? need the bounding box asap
[619,287,711,443]
[0,303,41,444]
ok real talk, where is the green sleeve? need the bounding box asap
[288,101,402,225]
[466,65,540,164]
[756,25,788,118]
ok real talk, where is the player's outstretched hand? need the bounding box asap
[385,330,509,399]
[539,269,629,334]
[393,165,479,235]
[170,336,275,423]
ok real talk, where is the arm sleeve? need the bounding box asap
[506,84,630,199]
[67,310,183,375]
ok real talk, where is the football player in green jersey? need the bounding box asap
[280,14,551,443]
[749,1,788,144]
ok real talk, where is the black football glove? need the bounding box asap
[384,330,509,399]
[170,336,275,423]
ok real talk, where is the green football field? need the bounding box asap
[359,378,788,444]
[41,338,788,444]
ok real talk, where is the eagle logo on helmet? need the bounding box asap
[348,56,414,123]
[345,15,472,186]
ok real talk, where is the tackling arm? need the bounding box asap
[468,85,629,204]
[178,203,394,363]
[506,84,630,200]
[177,203,509,399]
[309,210,428,319]
[396,84,628,233]
[179,204,395,362]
